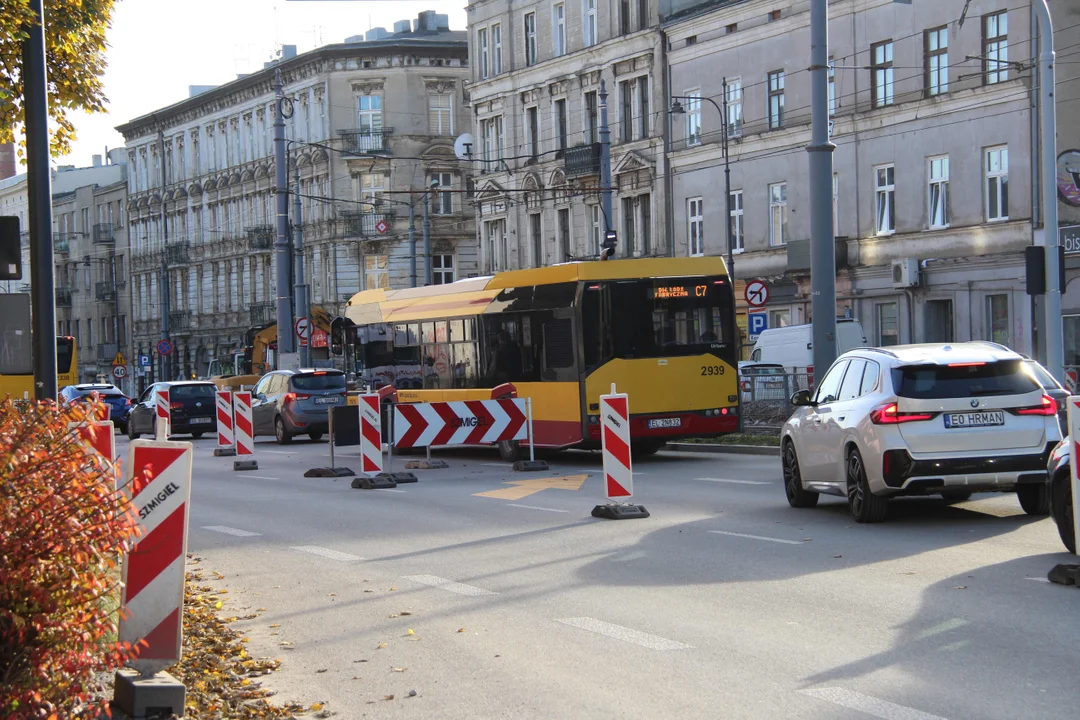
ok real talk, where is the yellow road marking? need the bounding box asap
[474,474,589,501]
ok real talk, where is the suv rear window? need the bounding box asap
[892,360,1039,399]
[291,373,346,391]
[170,384,216,399]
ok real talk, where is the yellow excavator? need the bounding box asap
[207,308,333,390]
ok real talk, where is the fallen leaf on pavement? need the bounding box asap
[400,611,412,616]
[392,667,407,672]
[377,643,387,649]
[328,593,337,597]
[364,589,375,593]
[269,623,280,628]
[407,629,415,636]
[389,614,398,619]
[279,641,293,646]
[316,669,328,674]
[311,703,324,711]
[390,587,397,591]
[457,628,466,633]
[354,659,368,663]
[384,695,395,701]
[215,601,223,609]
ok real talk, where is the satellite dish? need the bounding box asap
[453,133,474,161]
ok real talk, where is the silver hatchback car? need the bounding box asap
[781,343,1062,523]
[251,369,348,444]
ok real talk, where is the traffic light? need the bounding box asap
[600,230,617,260]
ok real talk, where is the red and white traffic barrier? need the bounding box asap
[359,394,383,475]
[119,439,194,674]
[600,386,633,499]
[153,388,171,440]
[393,398,527,448]
[71,420,116,464]
[215,390,235,450]
[234,391,254,456]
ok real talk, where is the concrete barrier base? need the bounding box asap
[591,503,650,520]
[305,466,355,477]
[233,459,259,471]
[213,447,236,457]
[113,669,186,719]
[352,475,398,489]
[405,459,450,469]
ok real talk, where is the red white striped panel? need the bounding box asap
[359,394,383,475]
[215,390,234,448]
[234,391,254,456]
[154,388,171,439]
[392,399,527,448]
[600,391,633,499]
[119,440,193,674]
[70,420,116,464]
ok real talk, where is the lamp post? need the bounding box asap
[670,88,733,280]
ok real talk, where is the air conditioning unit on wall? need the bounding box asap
[891,257,920,288]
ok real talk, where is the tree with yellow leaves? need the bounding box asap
[0,0,115,156]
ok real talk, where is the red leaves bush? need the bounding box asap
[1,399,141,719]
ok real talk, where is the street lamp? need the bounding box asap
[670,82,733,282]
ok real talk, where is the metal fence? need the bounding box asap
[740,371,813,431]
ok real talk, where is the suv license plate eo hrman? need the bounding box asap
[647,418,681,429]
[944,410,1005,429]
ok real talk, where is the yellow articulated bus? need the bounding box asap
[0,336,78,399]
[345,256,739,459]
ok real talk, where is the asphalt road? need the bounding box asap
[121,434,1080,719]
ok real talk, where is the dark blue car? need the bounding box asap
[59,383,132,432]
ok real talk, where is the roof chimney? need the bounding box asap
[436,14,450,30]
[281,44,297,59]
[0,143,15,180]
[393,19,411,34]
[92,154,102,167]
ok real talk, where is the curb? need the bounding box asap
[666,442,781,457]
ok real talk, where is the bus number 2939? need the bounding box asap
[700,365,725,376]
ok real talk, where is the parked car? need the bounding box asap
[127,381,217,439]
[749,319,867,372]
[59,383,132,433]
[738,361,789,402]
[251,369,348,444]
[781,342,1062,523]
[1047,439,1077,553]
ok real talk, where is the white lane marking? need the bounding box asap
[557,617,692,650]
[1026,577,1051,583]
[379,488,407,493]
[245,475,280,480]
[480,462,512,468]
[405,574,497,596]
[260,450,295,455]
[800,688,949,720]
[709,530,805,545]
[202,525,261,537]
[291,546,364,562]
[507,503,571,513]
[696,477,769,485]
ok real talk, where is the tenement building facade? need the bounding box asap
[117,12,474,380]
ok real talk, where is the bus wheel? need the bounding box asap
[498,439,522,462]
[633,441,664,457]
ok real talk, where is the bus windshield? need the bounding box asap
[581,277,736,369]
[57,338,74,375]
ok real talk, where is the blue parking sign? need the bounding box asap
[138,354,151,368]
[749,312,768,338]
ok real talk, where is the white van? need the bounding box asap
[749,319,867,370]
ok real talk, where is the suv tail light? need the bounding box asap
[1014,394,1057,416]
[169,401,184,410]
[870,402,934,425]
[283,392,311,404]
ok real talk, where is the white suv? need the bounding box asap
[781,343,1062,523]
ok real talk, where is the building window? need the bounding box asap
[928,155,949,229]
[619,76,649,142]
[875,164,895,235]
[983,11,1008,85]
[871,41,894,108]
[925,26,948,97]
[726,79,742,138]
[585,0,598,47]
[636,0,647,31]
[585,91,598,143]
[558,207,571,261]
[684,90,701,145]
[877,302,899,346]
[620,0,630,35]
[357,95,382,145]
[432,254,455,285]
[524,13,537,66]
[530,212,543,267]
[481,116,504,172]
[364,254,389,290]
[620,80,633,143]
[769,9,781,21]
[637,77,649,138]
[484,218,505,271]
[553,3,566,56]
[590,204,602,254]
[621,197,638,256]
[522,106,538,163]
[827,60,836,116]
[767,70,784,129]
[688,197,703,256]
[431,172,453,214]
[987,294,1010,344]
[769,309,790,329]
[429,93,453,135]
[730,190,744,252]
[554,98,567,153]
[492,23,502,74]
[769,182,787,246]
[478,28,489,79]
[986,145,1008,221]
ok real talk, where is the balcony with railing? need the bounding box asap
[95,280,117,302]
[169,311,193,332]
[339,128,393,155]
[250,300,276,326]
[246,225,274,251]
[341,211,394,238]
[564,143,602,178]
[53,233,74,254]
[93,223,115,245]
[56,286,72,307]
[165,240,191,265]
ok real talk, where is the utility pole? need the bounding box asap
[293,166,311,368]
[808,0,837,378]
[158,130,171,381]
[599,80,614,240]
[1034,0,1062,381]
[23,0,56,400]
[721,78,733,280]
[273,69,295,362]
[408,198,417,288]
[423,189,432,286]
